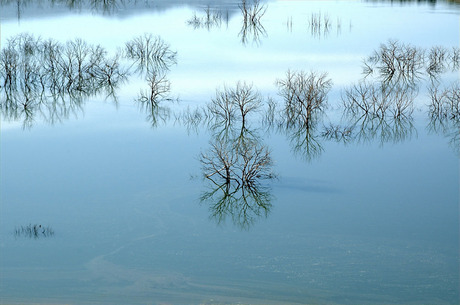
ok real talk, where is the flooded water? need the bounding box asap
[1,0,459,304]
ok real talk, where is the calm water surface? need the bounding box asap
[1,0,459,304]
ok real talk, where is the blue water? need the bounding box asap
[1,0,459,304]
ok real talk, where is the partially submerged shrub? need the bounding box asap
[14,224,54,239]
[0,33,126,128]
[363,40,425,83]
[342,81,416,119]
[199,129,275,229]
[239,0,267,24]
[187,6,224,30]
[239,0,267,45]
[449,47,460,70]
[428,81,460,119]
[363,40,459,83]
[307,11,343,39]
[200,136,274,187]
[207,81,262,129]
[427,45,449,75]
[124,34,177,73]
[138,71,171,104]
[136,71,173,128]
[276,70,332,127]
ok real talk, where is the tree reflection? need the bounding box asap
[196,82,275,229]
[238,0,267,45]
[199,128,275,230]
[124,34,177,128]
[14,224,54,239]
[427,81,460,154]
[278,119,325,162]
[0,34,126,128]
[345,113,416,146]
[187,6,228,30]
[362,40,459,84]
[1,0,127,18]
[307,12,346,39]
[124,34,177,74]
[342,80,417,119]
[136,71,173,128]
[0,33,178,128]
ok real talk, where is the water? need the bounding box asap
[1,0,459,304]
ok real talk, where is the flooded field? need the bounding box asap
[0,0,459,304]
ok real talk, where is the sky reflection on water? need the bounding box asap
[0,0,459,304]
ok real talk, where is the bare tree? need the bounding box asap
[207,81,262,130]
[276,70,332,127]
[0,34,126,128]
[124,34,177,73]
[342,81,416,119]
[199,130,275,229]
[239,0,267,45]
[363,40,425,84]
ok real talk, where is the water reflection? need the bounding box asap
[276,70,332,128]
[0,0,242,19]
[124,34,177,74]
[187,7,228,30]
[427,81,460,154]
[136,71,174,128]
[366,0,460,5]
[363,40,460,84]
[199,128,275,230]
[0,33,179,128]
[14,224,54,239]
[282,120,324,162]
[345,113,417,146]
[307,12,344,39]
[342,81,417,119]
[195,81,275,229]
[0,34,126,128]
[238,0,267,45]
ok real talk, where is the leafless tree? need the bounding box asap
[207,81,262,130]
[199,129,275,229]
[239,0,267,45]
[342,80,416,119]
[0,34,125,128]
[363,40,425,84]
[124,33,177,73]
[187,6,224,30]
[428,81,460,119]
[427,45,448,76]
[276,70,332,127]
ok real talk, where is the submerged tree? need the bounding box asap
[276,70,332,128]
[341,80,417,119]
[362,39,425,84]
[238,0,267,45]
[124,33,177,73]
[200,135,274,188]
[187,6,226,30]
[362,40,460,84]
[428,81,460,119]
[427,81,460,154]
[136,70,174,128]
[199,122,275,229]
[0,33,126,128]
[207,81,262,130]
[14,224,54,239]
